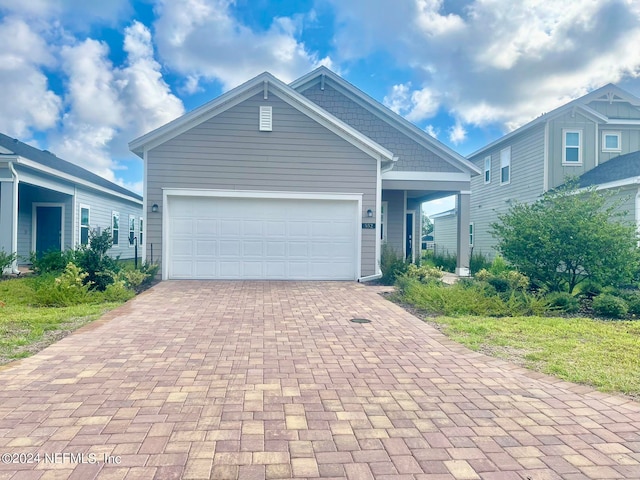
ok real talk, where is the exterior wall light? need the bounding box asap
[151,204,159,213]
[367,209,373,217]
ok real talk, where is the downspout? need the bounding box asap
[358,272,382,282]
[8,161,19,274]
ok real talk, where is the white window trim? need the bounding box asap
[112,211,120,246]
[469,222,474,247]
[484,156,491,184]
[79,204,90,246]
[562,129,583,165]
[380,201,388,242]
[500,147,511,185]
[602,131,621,152]
[129,214,136,247]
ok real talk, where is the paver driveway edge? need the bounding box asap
[0,280,638,480]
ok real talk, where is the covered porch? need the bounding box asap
[381,172,471,276]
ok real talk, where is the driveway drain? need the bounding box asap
[350,318,372,324]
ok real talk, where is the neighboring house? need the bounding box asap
[431,209,459,255]
[438,84,640,257]
[0,133,143,273]
[130,67,480,281]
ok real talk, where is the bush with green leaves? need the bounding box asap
[32,262,92,307]
[380,243,408,285]
[404,263,443,283]
[29,249,78,274]
[592,293,628,319]
[101,280,136,302]
[0,249,17,273]
[75,229,121,291]
[491,180,638,294]
[546,292,580,314]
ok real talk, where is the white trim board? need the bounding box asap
[382,171,470,182]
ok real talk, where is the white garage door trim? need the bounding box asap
[162,189,363,280]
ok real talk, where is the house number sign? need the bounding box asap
[361,223,376,229]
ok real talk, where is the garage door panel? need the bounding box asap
[196,240,216,256]
[242,241,263,256]
[168,196,358,280]
[219,241,240,256]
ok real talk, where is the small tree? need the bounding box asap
[491,180,638,293]
[422,214,433,236]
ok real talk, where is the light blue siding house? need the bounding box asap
[130,67,480,281]
[0,133,143,272]
[437,84,640,257]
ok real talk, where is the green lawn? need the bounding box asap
[417,313,640,399]
[0,276,124,364]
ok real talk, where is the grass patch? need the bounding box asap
[0,276,125,364]
[406,309,640,399]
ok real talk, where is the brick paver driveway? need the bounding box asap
[1,282,639,480]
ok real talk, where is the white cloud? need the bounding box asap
[50,21,184,187]
[153,0,333,91]
[448,121,466,144]
[328,0,640,137]
[384,82,439,122]
[0,17,61,138]
[425,124,439,138]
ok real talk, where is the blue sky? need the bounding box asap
[2,0,640,216]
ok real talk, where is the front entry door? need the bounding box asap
[35,206,62,255]
[406,212,414,260]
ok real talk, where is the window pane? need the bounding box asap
[81,208,89,225]
[565,132,579,147]
[565,147,579,162]
[605,135,619,149]
[113,214,119,229]
[113,230,119,244]
[80,226,89,245]
[501,166,509,183]
[485,170,490,183]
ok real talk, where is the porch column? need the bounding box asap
[0,178,18,272]
[455,192,470,276]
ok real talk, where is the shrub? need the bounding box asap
[120,269,149,292]
[579,280,603,298]
[380,243,408,285]
[101,280,135,302]
[627,296,640,316]
[404,263,443,283]
[430,250,457,273]
[32,263,92,307]
[0,249,17,273]
[470,250,492,275]
[592,293,628,319]
[546,292,580,314]
[505,270,529,291]
[75,229,120,291]
[487,276,510,293]
[29,249,77,274]
[488,255,510,276]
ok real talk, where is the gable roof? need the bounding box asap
[291,67,480,176]
[578,150,640,188]
[469,84,640,159]
[0,133,142,202]
[130,72,395,164]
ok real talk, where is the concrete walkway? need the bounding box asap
[0,281,639,479]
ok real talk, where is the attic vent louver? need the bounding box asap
[259,106,272,132]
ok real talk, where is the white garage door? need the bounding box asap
[167,195,359,280]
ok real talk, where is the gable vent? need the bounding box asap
[259,106,272,132]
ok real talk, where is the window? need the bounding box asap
[112,211,119,245]
[500,147,511,185]
[602,131,621,152]
[139,218,143,245]
[484,156,491,184]
[80,206,90,246]
[469,223,474,247]
[129,215,136,246]
[563,129,582,164]
[380,202,388,242]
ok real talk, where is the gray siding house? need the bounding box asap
[0,134,143,273]
[130,67,480,281]
[437,84,640,257]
